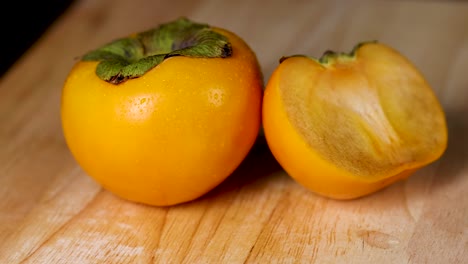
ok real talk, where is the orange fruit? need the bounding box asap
[61,18,263,206]
[262,41,448,199]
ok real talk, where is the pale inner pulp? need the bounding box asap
[279,53,446,179]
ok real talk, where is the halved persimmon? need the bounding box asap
[262,41,448,199]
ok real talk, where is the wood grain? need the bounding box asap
[1,0,467,263]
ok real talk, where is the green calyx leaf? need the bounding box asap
[279,40,378,66]
[318,40,378,64]
[82,17,233,84]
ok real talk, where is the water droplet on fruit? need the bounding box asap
[115,94,159,123]
[207,87,225,107]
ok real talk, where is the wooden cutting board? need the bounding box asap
[1,0,467,263]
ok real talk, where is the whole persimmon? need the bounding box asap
[61,18,263,206]
[263,41,448,199]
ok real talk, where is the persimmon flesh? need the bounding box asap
[263,42,448,199]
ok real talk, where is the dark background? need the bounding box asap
[1,1,76,78]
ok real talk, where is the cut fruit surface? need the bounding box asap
[263,42,448,199]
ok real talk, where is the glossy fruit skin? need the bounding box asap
[61,28,263,206]
[263,43,447,199]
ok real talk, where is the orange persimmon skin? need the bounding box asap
[263,43,447,199]
[61,29,263,206]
